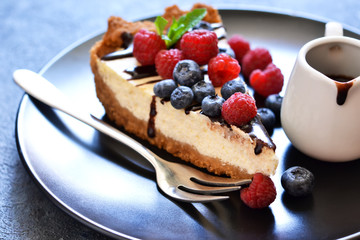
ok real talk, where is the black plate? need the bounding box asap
[15,9,360,240]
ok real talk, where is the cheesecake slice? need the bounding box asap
[90,3,278,179]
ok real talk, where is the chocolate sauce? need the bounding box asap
[208,115,232,130]
[136,79,162,87]
[160,98,170,104]
[328,74,355,105]
[121,32,133,49]
[124,65,158,79]
[240,116,276,155]
[101,45,133,60]
[147,95,157,138]
[185,104,202,114]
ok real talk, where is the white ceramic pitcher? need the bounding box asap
[281,22,360,162]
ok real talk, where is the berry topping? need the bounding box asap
[249,63,284,97]
[257,108,276,133]
[281,166,315,197]
[221,92,257,126]
[153,79,177,99]
[201,95,225,117]
[242,47,272,79]
[240,173,277,209]
[180,29,219,65]
[220,79,246,100]
[228,34,250,64]
[208,53,241,87]
[264,94,283,121]
[191,80,215,103]
[133,29,166,66]
[170,86,194,109]
[155,49,184,79]
[173,60,202,87]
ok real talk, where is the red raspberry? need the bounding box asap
[133,29,166,66]
[155,49,184,79]
[228,35,250,64]
[208,53,241,87]
[221,92,257,126]
[250,63,284,97]
[180,30,218,65]
[241,48,272,79]
[240,173,276,209]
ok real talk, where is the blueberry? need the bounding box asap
[153,79,177,98]
[220,79,246,100]
[173,60,202,87]
[170,86,194,109]
[257,108,276,133]
[264,94,283,121]
[281,166,315,197]
[192,21,213,31]
[219,47,235,59]
[191,80,215,103]
[201,95,225,117]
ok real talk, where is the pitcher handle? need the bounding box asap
[325,22,343,37]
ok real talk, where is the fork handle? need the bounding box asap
[13,69,160,168]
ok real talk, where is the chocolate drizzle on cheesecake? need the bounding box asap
[148,95,157,138]
[185,103,202,114]
[124,65,158,80]
[206,114,275,154]
[240,116,276,154]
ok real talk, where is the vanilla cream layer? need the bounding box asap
[96,57,278,176]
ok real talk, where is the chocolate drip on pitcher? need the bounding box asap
[328,74,355,105]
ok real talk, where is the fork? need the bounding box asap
[13,69,252,203]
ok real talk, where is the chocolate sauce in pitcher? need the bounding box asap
[327,74,355,105]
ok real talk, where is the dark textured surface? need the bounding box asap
[1,0,360,239]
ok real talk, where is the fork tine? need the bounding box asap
[191,175,252,187]
[179,183,241,194]
[165,187,230,203]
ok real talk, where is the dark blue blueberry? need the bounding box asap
[257,108,276,133]
[173,60,202,87]
[201,95,225,117]
[220,79,246,100]
[191,80,215,103]
[281,166,315,197]
[170,86,194,109]
[153,79,177,98]
[219,47,235,59]
[264,94,283,121]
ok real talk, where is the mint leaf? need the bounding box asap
[164,8,207,48]
[154,16,168,35]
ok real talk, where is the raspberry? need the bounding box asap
[180,30,218,65]
[208,54,241,87]
[240,173,277,209]
[133,29,166,66]
[228,35,250,64]
[221,92,257,126]
[249,63,284,97]
[242,48,272,79]
[155,49,184,79]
